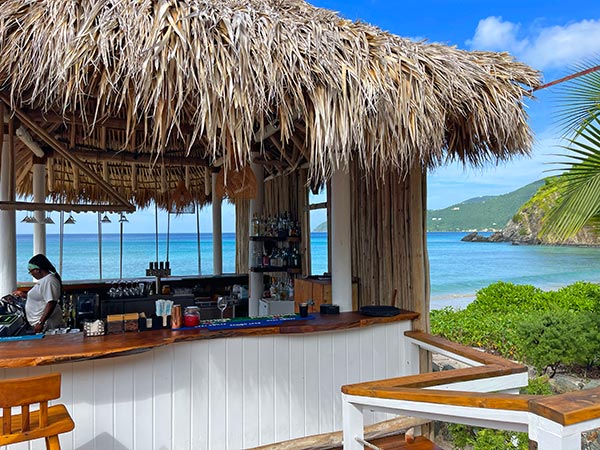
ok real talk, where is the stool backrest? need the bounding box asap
[0,373,62,435]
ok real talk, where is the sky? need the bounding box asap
[16,0,600,234]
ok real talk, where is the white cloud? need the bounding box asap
[467,16,600,71]
[467,16,528,54]
[525,20,600,69]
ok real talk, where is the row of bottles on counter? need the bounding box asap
[251,211,300,238]
[264,276,294,301]
[252,246,301,269]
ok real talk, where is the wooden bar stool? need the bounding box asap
[0,373,74,450]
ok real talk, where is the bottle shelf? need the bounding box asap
[250,266,302,273]
[250,235,300,243]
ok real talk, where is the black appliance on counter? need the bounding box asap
[75,293,99,329]
[0,314,25,336]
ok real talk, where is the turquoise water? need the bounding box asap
[15,232,600,309]
[428,232,600,309]
[16,232,330,282]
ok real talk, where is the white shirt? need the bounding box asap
[25,273,63,328]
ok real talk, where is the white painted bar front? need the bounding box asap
[0,320,415,450]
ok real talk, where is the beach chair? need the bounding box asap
[0,373,74,449]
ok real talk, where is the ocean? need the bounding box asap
[14,231,600,310]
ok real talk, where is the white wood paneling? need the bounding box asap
[1,320,414,450]
[132,352,154,450]
[172,343,192,450]
[273,337,291,443]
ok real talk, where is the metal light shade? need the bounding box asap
[43,215,55,224]
[101,214,111,223]
[119,213,128,223]
[21,215,38,223]
[64,214,76,225]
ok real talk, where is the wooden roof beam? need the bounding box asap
[1,95,135,213]
[0,201,132,213]
[47,146,211,168]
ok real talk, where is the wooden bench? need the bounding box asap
[0,373,74,450]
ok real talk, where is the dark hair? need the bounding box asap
[28,254,62,287]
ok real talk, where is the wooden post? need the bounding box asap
[0,132,17,294]
[342,395,365,450]
[331,169,352,312]
[212,169,222,275]
[249,162,264,317]
[32,159,46,255]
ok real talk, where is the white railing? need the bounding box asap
[342,331,600,450]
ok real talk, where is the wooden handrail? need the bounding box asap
[343,331,600,438]
[530,387,600,426]
[405,331,524,368]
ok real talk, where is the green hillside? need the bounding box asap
[427,180,544,232]
[313,179,544,232]
[314,221,328,232]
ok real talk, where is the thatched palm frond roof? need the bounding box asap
[0,0,540,209]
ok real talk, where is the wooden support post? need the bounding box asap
[0,132,16,294]
[212,169,222,275]
[533,416,581,450]
[342,395,366,450]
[32,161,46,255]
[249,162,264,317]
[331,169,352,312]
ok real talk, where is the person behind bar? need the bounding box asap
[14,254,65,333]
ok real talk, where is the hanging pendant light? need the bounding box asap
[43,214,55,224]
[21,213,38,224]
[64,214,76,225]
[119,213,129,223]
[100,213,111,223]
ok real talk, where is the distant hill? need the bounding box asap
[312,179,544,232]
[427,180,545,232]
[314,221,328,232]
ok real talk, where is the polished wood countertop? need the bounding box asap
[0,311,418,368]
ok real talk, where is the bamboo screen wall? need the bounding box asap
[235,198,250,274]
[350,161,430,331]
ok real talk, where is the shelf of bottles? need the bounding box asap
[250,212,301,273]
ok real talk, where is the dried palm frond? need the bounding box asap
[1,0,540,207]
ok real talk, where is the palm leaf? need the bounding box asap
[541,112,600,240]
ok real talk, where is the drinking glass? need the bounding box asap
[217,296,227,319]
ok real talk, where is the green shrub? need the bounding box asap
[520,375,553,395]
[431,282,600,368]
[447,425,528,449]
[466,282,545,314]
[551,282,600,311]
[516,310,591,376]
[431,306,523,358]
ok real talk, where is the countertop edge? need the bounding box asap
[0,311,419,368]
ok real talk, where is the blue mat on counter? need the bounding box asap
[181,314,315,331]
[0,334,44,342]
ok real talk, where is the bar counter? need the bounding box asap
[1,309,421,450]
[0,311,418,368]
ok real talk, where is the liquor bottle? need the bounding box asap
[252,214,260,236]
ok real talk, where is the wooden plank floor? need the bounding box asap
[331,434,444,449]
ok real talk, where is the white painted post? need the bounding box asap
[533,417,580,450]
[212,170,223,275]
[0,137,16,294]
[32,161,46,255]
[342,395,365,450]
[331,169,352,312]
[248,162,264,317]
